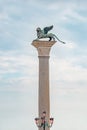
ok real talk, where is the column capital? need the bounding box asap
[32,40,56,56]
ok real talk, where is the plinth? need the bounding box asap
[32,40,56,130]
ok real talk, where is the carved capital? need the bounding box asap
[32,40,56,56]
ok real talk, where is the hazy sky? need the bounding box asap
[0,0,87,130]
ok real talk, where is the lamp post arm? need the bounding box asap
[47,123,52,128]
[37,123,44,128]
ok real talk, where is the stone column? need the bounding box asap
[32,40,56,130]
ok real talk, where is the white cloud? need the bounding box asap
[0,51,37,73]
[51,57,87,82]
[0,12,8,21]
[0,50,38,93]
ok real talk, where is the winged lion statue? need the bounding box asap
[34,25,66,44]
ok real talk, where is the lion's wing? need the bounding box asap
[43,25,53,34]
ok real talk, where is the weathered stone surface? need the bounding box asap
[32,40,56,130]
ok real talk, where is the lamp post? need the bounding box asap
[35,111,54,130]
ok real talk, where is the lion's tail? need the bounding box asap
[53,34,66,44]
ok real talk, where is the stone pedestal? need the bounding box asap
[32,40,56,129]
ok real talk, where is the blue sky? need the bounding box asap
[0,0,87,130]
